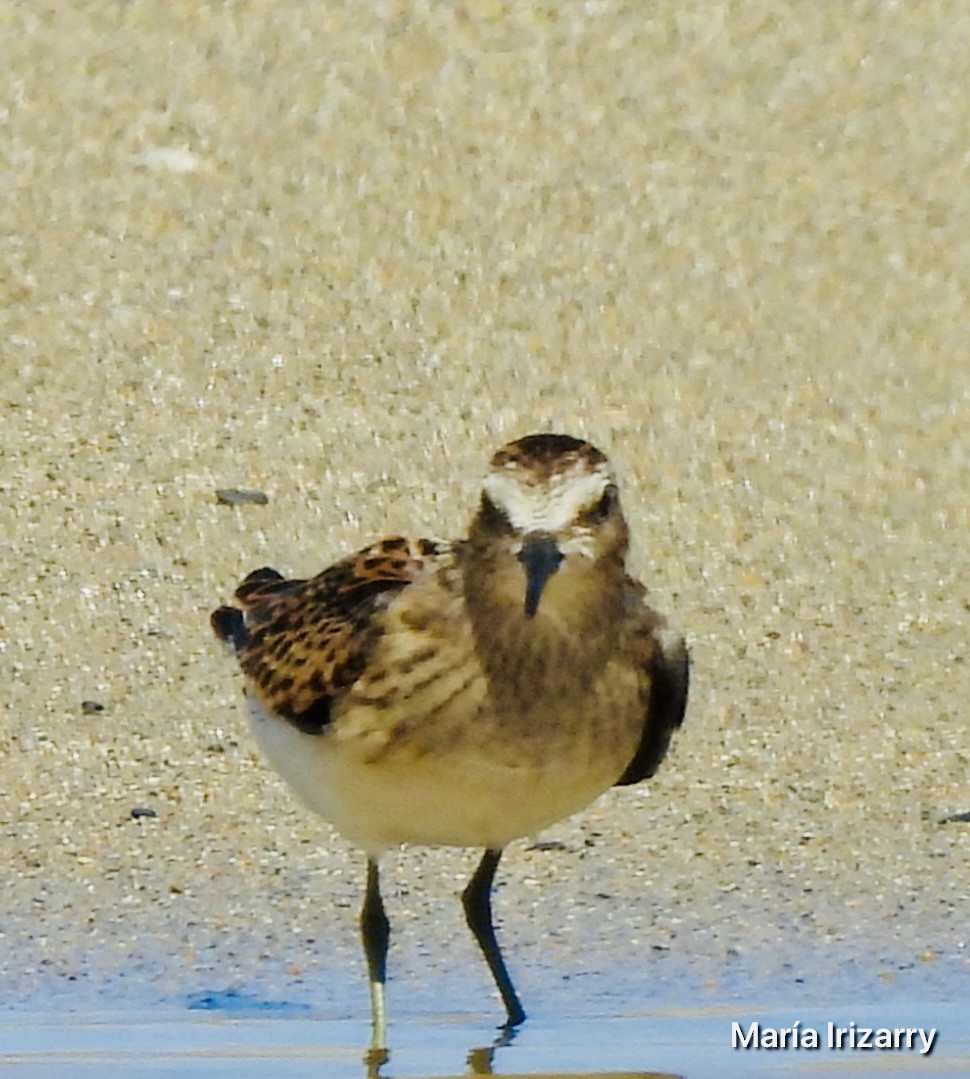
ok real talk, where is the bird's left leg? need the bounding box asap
[462,848,526,1029]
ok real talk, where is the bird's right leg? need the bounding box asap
[360,858,390,1052]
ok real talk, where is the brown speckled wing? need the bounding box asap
[614,602,690,787]
[211,536,449,735]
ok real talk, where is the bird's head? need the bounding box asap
[468,433,629,620]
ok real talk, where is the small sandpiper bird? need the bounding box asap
[211,433,688,1048]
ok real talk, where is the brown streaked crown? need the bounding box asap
[478,434,618,543]
[490,434,608,480]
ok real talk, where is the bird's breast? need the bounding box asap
[247,573,646,852]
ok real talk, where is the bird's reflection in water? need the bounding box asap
[466,1021,517,1074]
[362,1026,515,1078]
[362,1025,679,1079]
[364,1044,389,1079]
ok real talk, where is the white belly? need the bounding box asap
[248,697,625,854]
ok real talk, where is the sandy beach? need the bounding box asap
[1,0,966,1066]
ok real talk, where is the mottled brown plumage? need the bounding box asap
[210,433,689,1048]
[212,537,449,733]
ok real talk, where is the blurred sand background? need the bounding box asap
[1,0,967,1025]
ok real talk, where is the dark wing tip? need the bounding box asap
[211,605,247,649]
[615,630,689,787]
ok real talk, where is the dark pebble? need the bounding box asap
[130,806,158,820]
[81,700,105,714]
[526,839,568,852]
[216,488,269,506]
[942,810,970,823]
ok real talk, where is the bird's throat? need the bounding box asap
[463,555,623,703]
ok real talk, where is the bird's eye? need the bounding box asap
[594,484,618,521]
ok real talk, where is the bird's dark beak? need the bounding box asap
[518,533,564,618]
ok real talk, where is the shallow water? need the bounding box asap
[1,1002,966,1078]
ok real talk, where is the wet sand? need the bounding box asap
[3,1006,968,1077]
[1,1,967,1073]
